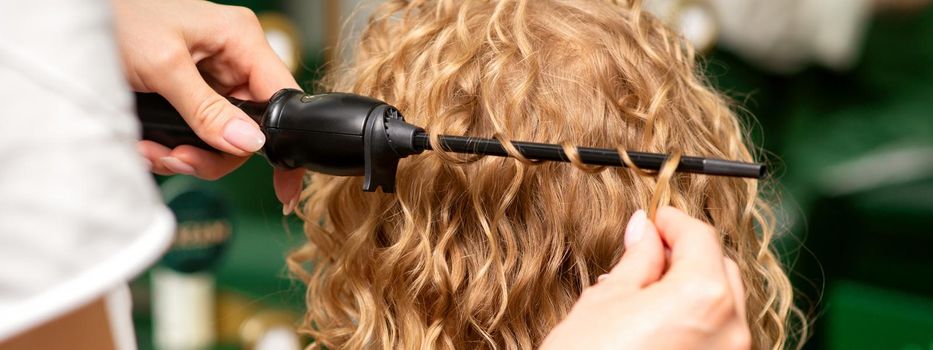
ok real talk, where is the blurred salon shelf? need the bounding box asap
[706,5,933,350]
[133,157,307,350]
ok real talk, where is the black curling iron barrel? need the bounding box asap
[136,89,766,193]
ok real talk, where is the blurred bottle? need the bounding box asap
[258,12,303,74]
[153,176,234,350]
[216,291,303,350]
[646,0,719,53]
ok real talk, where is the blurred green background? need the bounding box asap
[134,1,933,349]
[705,7,933,350]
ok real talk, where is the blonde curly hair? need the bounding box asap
[289,0,804,348]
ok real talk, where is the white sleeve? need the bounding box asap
[0,0,174,340]
[708,0,872,72]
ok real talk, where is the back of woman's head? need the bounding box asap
[290,0,801,349]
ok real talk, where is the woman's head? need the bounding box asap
[290,0,800,348]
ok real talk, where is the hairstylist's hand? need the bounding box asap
[540,207,751,350]
[112,0,305,213]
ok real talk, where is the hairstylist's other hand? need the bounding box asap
[540,207,751,350]
[113,0,305,213]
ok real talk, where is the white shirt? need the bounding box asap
[0,0,174,344]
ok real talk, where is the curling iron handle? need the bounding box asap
[134,92,268,151]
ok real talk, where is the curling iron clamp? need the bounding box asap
[136,89,766,193]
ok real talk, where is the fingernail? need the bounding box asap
[282,196,298,216]
[223,119,265,152]
[160,157,195,175]
[597,274,609,283]
[143,157,153,170]
[624,210,647,248]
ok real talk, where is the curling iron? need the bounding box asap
[136,89,766,193]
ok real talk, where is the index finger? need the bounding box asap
[232,17,301,99]
[146,48,258,156]
[194,5,300,101]
[653,206,726,279]
[247,46,300,99]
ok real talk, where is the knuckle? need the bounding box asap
[227,6,260,27]
[680,279,734,320]
[148,47,188,73]
[192,96,229,132]
[688,279,730,305]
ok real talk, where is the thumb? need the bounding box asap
[601,210,666,292]
[154,54,265,156]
